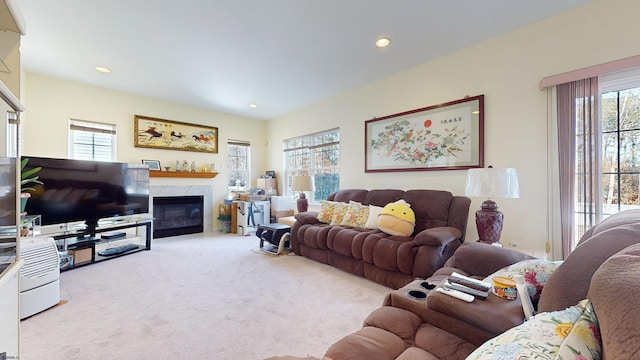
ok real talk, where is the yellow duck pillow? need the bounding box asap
[377,199,416,237]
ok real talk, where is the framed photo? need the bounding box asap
[365,95,484,172]
[265,170,276,178]
[134,115,219,153]
[142,160,161,171]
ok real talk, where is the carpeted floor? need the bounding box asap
[19,232,390,360]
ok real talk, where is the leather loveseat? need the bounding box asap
[290,189,471,289]
[271,209,640,360]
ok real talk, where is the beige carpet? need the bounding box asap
[19,233,390,360]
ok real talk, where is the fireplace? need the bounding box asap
[153,196,204,238]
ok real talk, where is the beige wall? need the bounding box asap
[266,0,640,255]
[22,72,269,213]
[20,0,640,253]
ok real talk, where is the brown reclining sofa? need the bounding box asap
[271,209,640,360]
[290,189,471,289]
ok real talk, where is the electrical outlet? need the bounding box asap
[509,241,520,247]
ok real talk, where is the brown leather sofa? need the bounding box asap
[290,189,471,289]
[270,209,640,360]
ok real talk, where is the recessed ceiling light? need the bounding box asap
[95,66,111,74]
[375,37,391,48]
[249,104,258,109]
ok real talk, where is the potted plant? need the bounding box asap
[20,157,43,213]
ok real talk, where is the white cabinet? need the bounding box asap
[0,1,26,357]
[0,260,22,359]
[0,0,25,100]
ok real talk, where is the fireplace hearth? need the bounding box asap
[153,195,204,238]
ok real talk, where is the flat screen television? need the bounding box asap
[22,156,150,232]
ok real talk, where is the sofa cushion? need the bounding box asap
[538,223,640,313]
[364,189,405,207]
[465,299,596,360]
[329,188,369,204]
[588,243,640,360]
[324,326,408,360]
[442,242,536,279]
[362,306,423,341]
[403,190,453,233]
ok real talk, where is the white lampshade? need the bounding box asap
[291,175,315,192]
[465,167,519,199]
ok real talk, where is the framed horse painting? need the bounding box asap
[134,115,219,153]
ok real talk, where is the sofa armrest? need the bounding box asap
[294,211,320,225]
[413,227,462,246]
[443,242,535,278]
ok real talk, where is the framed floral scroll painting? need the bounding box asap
[365,95,484,172]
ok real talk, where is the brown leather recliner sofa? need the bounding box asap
[271,209,640,360]
[290,189,471,289]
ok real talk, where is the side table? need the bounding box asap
[256,223,292,255]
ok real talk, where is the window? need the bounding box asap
[284,128,340,201]
[69,119,116,161]
[567,70,640,247]
[227,140,250,193]
[600,80,640,217]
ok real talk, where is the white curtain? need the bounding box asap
[555,77,601,258]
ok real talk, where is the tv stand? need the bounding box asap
[53,219,151,271]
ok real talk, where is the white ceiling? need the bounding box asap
[17,0,589,120]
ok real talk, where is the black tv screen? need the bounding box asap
[22,156,150,229]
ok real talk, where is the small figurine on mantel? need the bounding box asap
[190,161,196,172]
[182,160,189,172]
[175,160,181,172]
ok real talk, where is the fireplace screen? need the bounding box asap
[153,195,204,238]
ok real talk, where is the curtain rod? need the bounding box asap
[539,54,640,90]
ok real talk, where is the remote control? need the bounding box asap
[449,272,491,292]
[445,281,489,299]
[436,287,475,302]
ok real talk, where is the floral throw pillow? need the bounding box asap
[483,259,561,310]
[466,299,601,360]
[329,202,349,226]
[317,200,338,224]
[556,300,601,360]
[340,201,370,228]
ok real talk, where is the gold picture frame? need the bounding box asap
[134,115,219,153]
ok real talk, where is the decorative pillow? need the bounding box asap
[466,299,600,360]
[365,205,383,229]
[329,202,349,226]
[483,259,561,309]
[556,300,601,360]
[340,201,370,228]
[317,200,338,224]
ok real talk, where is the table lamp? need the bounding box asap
[291,175,315,213]
[464,166,519,245]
